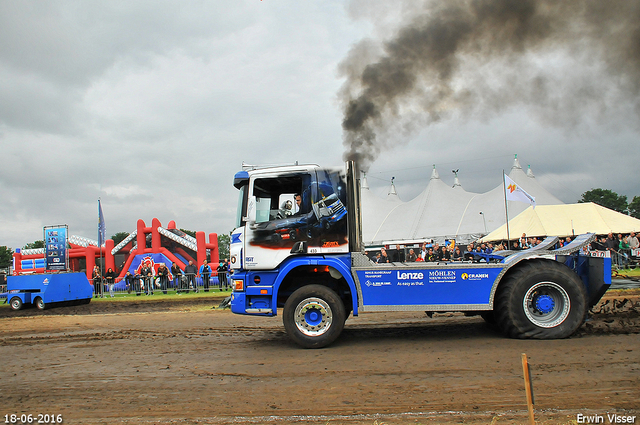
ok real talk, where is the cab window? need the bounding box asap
[253,174,309,223]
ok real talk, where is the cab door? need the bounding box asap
[243,171,315,270]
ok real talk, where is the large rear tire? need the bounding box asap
[494,259,587,339]
[283,284,345,349]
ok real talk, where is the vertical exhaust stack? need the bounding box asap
[346,160,363,253]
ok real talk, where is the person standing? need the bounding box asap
[134,271,143,296]
[390,245,404,262]
[171,262,182,290]
[124,271,134,294]
[104,268,117,298]
[440,245,451,261]
[452,246,463,261]
[419,242,428,261]
[217,259,228,290]
[141,263,154,295]
[604,232,619,266]
[92,266,102,298]
[605,233,617,251]
[378,248,390,263]
[157,264,169,295]
[199,260,211,292]
[628,232,639,254]
[619,236,631,268]
[406,249,417,262]
[184,260,198,293]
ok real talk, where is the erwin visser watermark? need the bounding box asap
[577,413,637,424]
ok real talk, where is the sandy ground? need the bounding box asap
[0,290,638,425]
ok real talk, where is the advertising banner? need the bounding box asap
[356,265,503,307]
[44,225,68,271]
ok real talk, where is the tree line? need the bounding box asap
[578,189,639,218]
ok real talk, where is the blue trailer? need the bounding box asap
[1,273,93,310]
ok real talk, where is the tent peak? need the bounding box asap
[388,177,398,196]
[430,165,440,180]
[452,169,461,188]
[361,171,369,190]
[512,154,522,170]
[526,164,535,178]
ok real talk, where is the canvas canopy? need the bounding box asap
[361,156,564,245]
[479,202,640,242]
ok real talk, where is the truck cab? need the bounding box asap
[229,163,356,322]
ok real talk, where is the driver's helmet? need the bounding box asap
[281,200,292,211]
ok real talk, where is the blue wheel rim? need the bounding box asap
[294,297,333,337]
[535,295,555,314]
[523,281,570,328]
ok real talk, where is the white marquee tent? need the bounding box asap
[361,156,564,245]
[480,202,640,242]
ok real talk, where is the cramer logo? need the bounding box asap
[462,272,490,281]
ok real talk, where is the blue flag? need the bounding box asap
[98,200,106,246]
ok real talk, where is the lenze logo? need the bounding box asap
[245,257,254,263]
[397,271,424,280]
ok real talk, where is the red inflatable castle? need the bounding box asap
[12,219,219,287]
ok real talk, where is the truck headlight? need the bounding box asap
[232,279,244,291]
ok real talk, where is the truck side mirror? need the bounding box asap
[290,241,308,254]
[244,195,257,223]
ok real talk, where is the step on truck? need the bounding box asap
[229,161,611,348]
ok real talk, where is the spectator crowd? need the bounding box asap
[365,231,639,267]
[90,258,230,297]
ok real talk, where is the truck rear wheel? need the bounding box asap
[10,297,23,311]
[283,284,345,349]
[495,260,587,339]
[35,297,46,310]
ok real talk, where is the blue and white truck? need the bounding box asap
[229,161,611,348]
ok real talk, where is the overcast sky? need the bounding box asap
[1,0,638,250]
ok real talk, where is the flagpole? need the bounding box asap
[503,171,511,250]
[98,198,104,298]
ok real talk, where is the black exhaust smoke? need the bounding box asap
[340,0,640,171]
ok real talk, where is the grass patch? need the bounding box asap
[91,288,230,303]
[615,268,640,277]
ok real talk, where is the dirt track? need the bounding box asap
[1,291,638,425]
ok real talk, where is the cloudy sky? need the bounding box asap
[1,0,638,250]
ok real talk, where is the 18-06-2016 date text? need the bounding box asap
[4,414,63,424]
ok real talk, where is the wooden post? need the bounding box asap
[521,353,535,425]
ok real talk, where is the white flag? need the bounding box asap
[504,174,536,207]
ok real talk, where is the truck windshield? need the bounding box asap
[235,184,247,228]
[253,175,306,223]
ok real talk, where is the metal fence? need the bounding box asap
[611,249,639,270]
[91,272,230,297]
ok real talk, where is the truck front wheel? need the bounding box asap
[283,285,346,349]
[495,260,587,339]
[10,297,23,311]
